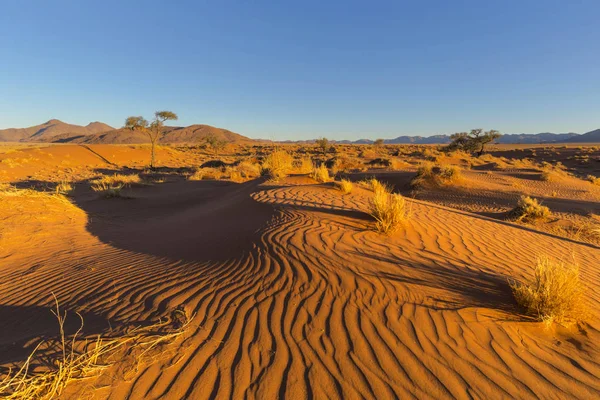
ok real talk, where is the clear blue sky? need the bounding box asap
[1,1,598,140]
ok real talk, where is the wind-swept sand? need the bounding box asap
[1,145,599,399]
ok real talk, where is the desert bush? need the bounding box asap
[262,150,294,180]
[510,256,585,327]
[294,156,314,174]
[234,161,261,179]
[334,179,353,194]
[540,164,567,182]
[311,164,330,183]
[510,196,551,222]
[329,155,366,174]
[368,179,409,234]
[412,162,463,187]
[586,175,600,186]
[55,181,73,195]
[91,174,140,198]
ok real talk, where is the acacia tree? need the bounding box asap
[448,128,501,156]
[373,138,385,146]
[204,133,227,156]
[125,111,178,169]
[315,137,329,154]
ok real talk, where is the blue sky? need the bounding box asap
[1,1,598,140]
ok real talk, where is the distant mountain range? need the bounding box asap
[0,120,250,144]
[1,120,599,144]
[0,119,113,142]
[335,132,586,145]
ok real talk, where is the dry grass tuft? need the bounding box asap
[412,162,463,187]
[368,179,409,234]
[586,175,600,186]
[334,179,353,194]
[0,295,191,399]
[55,181,73,195]
[262,150,294,180]
[510,195,551,222]
[311,164,330,183]
[294,156,314,174]
[510,256,586,327]
[91,174,141,198]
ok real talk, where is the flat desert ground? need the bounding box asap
[1,143,599,399]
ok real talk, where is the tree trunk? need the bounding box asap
[150,139,156,169]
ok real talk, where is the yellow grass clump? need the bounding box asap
[334,179,353,194]
[294,156,314,174]
[262,150,294,180]
[586,175,600,186]
[412,162,463,187]
[91,174,141,198]
[311,164,330,183]
[55,181,73,195]
[510,256,585,327]
[511,195,551,222]
[368,179,409,234]
[0,295,191,399]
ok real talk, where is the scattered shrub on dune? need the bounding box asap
[91,174,140,198]
[411,162,463,187]
[262,150,294,180]
[510,195,551,223]
[233,161,261,180]
[55,181,73,195]
[510,256,585,327]
[311,164,330,183]
[540,163,567,182]
[293,156,314,174]
[368,179,409,234]
[586,175,600,186]
[334,179,353,194]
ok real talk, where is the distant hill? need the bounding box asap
[54,124,251,144]
[561,128,600,143]
[0,119,113,142]
[335,132,583,145]
[0,120,251,144]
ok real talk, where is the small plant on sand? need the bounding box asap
[235,161,261,180]
[510,195,551,222]
[411,162,463,187]
[262,150,294,180]
[334,179,353,194]
[368,179,409,234]
[54,181,73,195]
[0,295,191,399]
[311,164,330,183]
[510,256,585,327]
[294,156,314,174]
[91,174,141,198]
[586,175,600,186]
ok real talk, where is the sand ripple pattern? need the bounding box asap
[1,180,599,399]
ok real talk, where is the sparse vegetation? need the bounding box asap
[586,175,600,186]
[447,129,501,156]
[125,111,178,169]
[0,295,191,399]
[91,174,141,198]
[368,179,409,234]
[261,150,294,180]
[315,137,329,154]
[334,179,353,194]
[55,181,73,195]
[311,164,330,183]
[510,256,585,327]
[510,196,551,222]
[411,162,463,187]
